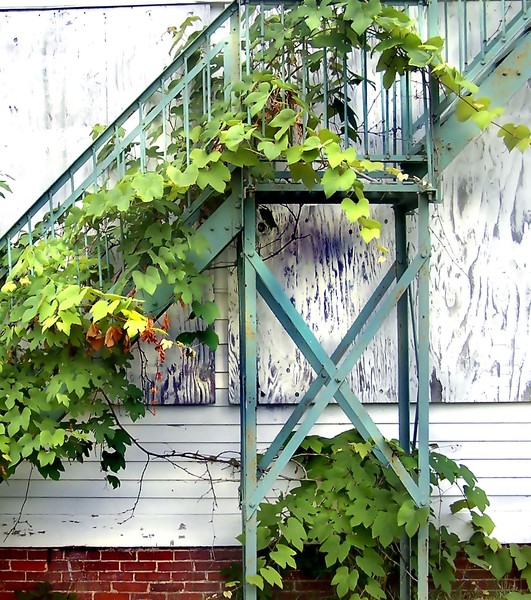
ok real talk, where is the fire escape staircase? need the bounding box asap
[0,1,529,599]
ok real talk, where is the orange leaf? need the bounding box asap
[122,333,131,354]
[86,322,104,351]
[161,313,171,332]
[105,325,123,348]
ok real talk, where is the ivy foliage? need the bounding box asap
[0,0,529,487]
[235,430,531,599]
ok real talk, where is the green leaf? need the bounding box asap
[197,161,231,193]
[289,162,320,190]
[331,566,351,598]
[246,574,264,590]
[259,566,283,588]
[132,172,164,202]
[269,109,297,140]
[107,182,135,211]
[346,0,382,35]
[191,300,220,324]
[341,197,370,223]
[322,167,341,198]
[355,548,385,577]
[258,138,288,161]
[364,577,386,599]
[84,191,108,218]
[243,83,271,117]
[279,516,307,551]
[132,266,162,296]
[196,328,219,352]
[471,512,495,535]
[463,484,489,512]
[285,145,304,165]
[90,299,111,322]
[220,123,247,151]
[321,533,349,567]
[510,544,531,571]
[270,543,297,569]
[167,163,199,189]
[56,285,84,313]
[371,510,398,547]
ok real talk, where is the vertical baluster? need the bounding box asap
[422,72,434,185]
[119,214,126,286]
[161,78,168,162]
[261,5,267,137]
[480,0,487,64]
[323,47,329,130]
[7,237,13,310]
[206,38,212,121]
[443,0,449,63]
[245,3,251,124]
[501,0,507,41]
[27,216,33,247]
[139,102,146,173]
[463,0,469,67]
[104,231,111,285]
[302,39,308,138]
[281,4,286,88]
[458,0,465,71]
[381,81,389,156]
[392,81,398,156]
[75,243,81,284]
[96,228,103,290]
[114,124,121,179]
[7,238,12,275]
[92,148,98,192]
[48,192,55,239]
[362,47,369,155]
[400,75,411,156]
[184,56,190,167]
[343,50,349,148]
[245,3,251,78]
[27,216,34,276]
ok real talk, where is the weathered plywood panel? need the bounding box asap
[228,203,401,404]
[430,82,531,403]
[128,299,215,405]
[0,3,211,236]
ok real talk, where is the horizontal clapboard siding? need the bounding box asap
[1,403,530,546]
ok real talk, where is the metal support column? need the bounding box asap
[416,192,432,600]
[396,205,411,600]
[238,189,258,600]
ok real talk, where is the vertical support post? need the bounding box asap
[238,188,258,600]
[416,192,431,600]
[395,206,411,600]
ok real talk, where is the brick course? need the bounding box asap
[0,547,528,600]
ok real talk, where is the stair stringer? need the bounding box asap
[434,31,531,173]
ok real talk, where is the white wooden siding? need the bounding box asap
[1,403,530,546]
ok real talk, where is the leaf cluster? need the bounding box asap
[237,429,531,599]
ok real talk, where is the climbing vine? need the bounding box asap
[222,429,531,599]
[0,0,529,489]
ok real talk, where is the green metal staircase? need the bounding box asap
[0,1,529,599]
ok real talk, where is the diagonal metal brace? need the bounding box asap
[247,252,429,510]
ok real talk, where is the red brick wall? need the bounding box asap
[0,547,332,600]
[0,547,528,600]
